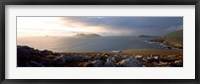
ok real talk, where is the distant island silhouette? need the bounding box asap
[73,33,102,38]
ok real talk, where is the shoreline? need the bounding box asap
[17,45,183,67]
[144,40,182,50]
[148,37,183,49]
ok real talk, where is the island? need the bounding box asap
[73,33,102,38]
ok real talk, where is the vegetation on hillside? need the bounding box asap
[149,29,183,49]
[163,29,183,37]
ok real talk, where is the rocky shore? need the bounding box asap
[149,37,183,49]
[17,46,183,67]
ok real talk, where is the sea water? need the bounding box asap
[17,36,167,52]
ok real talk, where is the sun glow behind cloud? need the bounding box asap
[17,17,183,37]
[17,17,107,37]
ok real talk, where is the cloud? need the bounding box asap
[59,17,183,36]
[17,16,183,37]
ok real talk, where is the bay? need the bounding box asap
[17,36,167,52]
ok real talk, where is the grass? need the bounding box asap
[163,29,183,37]
[121,49,183,56]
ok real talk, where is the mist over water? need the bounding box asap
[17,36,167,52]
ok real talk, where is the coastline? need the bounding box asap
[148,37,183,49]
[144,40,181,50]
[17,45,183,67]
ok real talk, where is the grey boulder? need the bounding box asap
[92,60,104,67]
[51,55,71,65]
[27,61,45,67]
[117,58,142,67]
[104,56,116,67]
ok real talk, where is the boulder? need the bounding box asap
[17,46,34,60]
[83,62,93,67]
[174,60,182,64]
[135,55,143,59]
[114,54,129,59]
[113,54,122,58]
[17,46,37,66]
[93,55,101,60]
[122,55,129,59]
[40,50,53,56]
[72,55,91,61]
[51,55,71,65]
[17,46,41,58]
[92,60,104,67]
[104,56,116,67]
[153,56,159,60]
[37,57,51,65]
[63,55,73,62]
[27,61,45,67]
[116,58,142,67]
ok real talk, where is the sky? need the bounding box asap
[17,16,183,37]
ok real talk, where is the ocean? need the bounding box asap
[17,36,167,52]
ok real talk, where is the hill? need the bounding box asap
[149,29,183,49]
[163,29,183,37]
[73,33,102,38]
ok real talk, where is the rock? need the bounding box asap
[28,61,45,67]
[37,57,50,65]
[17,46,38,66]
[146,55,156,62]
[135,55,143,59]
[158,61,168,66]
[51,55,70,65]
[104,55,109,57]
[142,58,148,62]
[114,54,129,59]
[92,60,104,67]
[17,46,55,66]
[83,62,93,67]
[72,55,91,61]
[174,60,182,64]
[153,56,159,60]
[17,46,34,59]
[62,55,74,62]
[116,58,142,67]
[41,50,53,56]
[99,56,108,62]
[113,54,121,58]
[122,55,129,59]
[104,56,116,67]
[93,55,101,60]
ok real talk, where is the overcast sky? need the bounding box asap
[17,16,183,37]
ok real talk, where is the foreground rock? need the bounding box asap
[117,58,142,67]
[91,60,104,67]
[17,45,183,67]
[104,57,116,67]
[27,61,45,67]
[72,54,91,61]
[51,55,71,66]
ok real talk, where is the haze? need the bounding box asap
[17,16,183,37]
